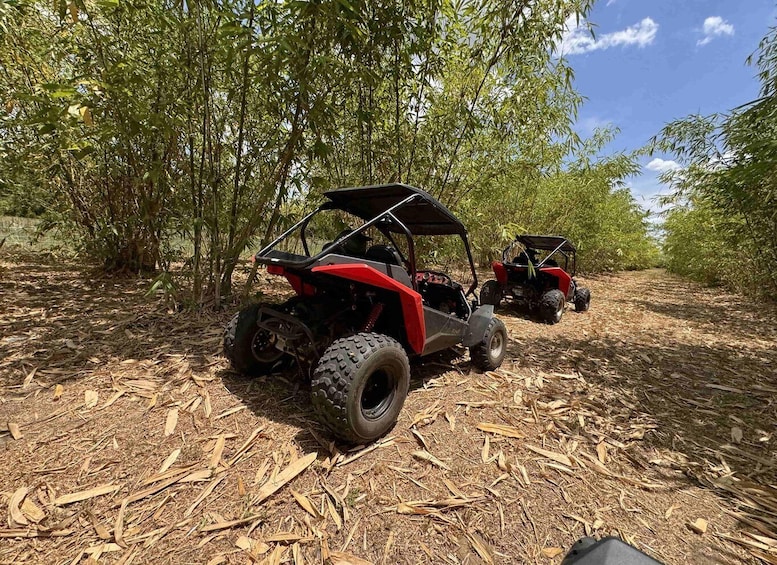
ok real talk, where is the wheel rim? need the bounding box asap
[555,299,564,322]
[251,330,283,363]
[489,330,504,359]
[361,369,396,420]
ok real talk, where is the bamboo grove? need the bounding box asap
[654,26,777,298]
[0,0,658,305]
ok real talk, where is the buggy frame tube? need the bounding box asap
[462,233,478,297]
[257,208,322,257]
[299,201,346,256]
[258,193,422,268]
[536,240,568,269]
[386,211,418,290]
[254,190,479,295]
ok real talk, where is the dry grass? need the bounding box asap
[1,250,775,564]
[0,216,62,252]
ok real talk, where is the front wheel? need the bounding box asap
[539,289,565,324]
[574,287,591,312]
[479,280,502,307]
[311,333,410,444]
[223,304,286,375]
[470,317,507,371]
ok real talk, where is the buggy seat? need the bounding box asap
[365,244,404,266]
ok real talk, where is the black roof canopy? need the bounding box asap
[324,184,467,236]
[516,234,576,253]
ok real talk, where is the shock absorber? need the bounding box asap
[361,302,384,332]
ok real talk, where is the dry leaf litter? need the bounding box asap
[1,252,775,564]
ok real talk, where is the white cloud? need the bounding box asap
[559,17,659,56]
[606,0,617,5]
[646,158,682,173]
[697,16,734,46]
[706,150,736,171]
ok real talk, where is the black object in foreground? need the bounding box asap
[562,537,663,565]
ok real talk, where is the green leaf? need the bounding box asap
[40,83,77,98]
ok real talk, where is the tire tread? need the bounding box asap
[470,317,507,371]
[223,304,260,373]
[574,287,591,312]
[480,280,502,307]
[311,333,409,443]
[539,289,565,324]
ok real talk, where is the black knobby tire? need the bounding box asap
[539,289,565,324]
[223,304,286,375]
[479,280,502,307]
[470,317,508,371]
[574,287,591,312]
[311,333,410,444]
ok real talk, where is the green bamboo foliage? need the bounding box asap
[0,0,657,305]
[655,26,777,296]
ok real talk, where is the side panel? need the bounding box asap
[421,306,468,356]
[492,261,508,285]
[315,253,412,287]
[539,267,572,297]
[311,263,425,354]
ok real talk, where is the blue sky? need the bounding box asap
[561,0,776,218]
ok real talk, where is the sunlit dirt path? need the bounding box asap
[1,253,775,564]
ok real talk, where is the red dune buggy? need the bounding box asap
[224,184,507,443]
[480,234,591,324]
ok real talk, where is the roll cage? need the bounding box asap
[503,234,577,276]
[256,184,479,296]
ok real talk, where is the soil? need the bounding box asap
[1,251,775,564]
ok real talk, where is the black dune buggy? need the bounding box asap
[480,234,591,324]
[224,184,507,443]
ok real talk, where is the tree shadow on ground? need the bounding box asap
[0,251,216,389]
[5,250,773,474]
[493,301,551,324]
[220,348,468,450]
[626,296,777,344]
[506,333,777,481]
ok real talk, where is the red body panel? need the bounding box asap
[492,261,508,285]
[267,265,316,296]
[538,266,572,297]
[311,264,426,354]
[495,263,573,298]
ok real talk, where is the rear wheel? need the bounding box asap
[470,317,507,371]
[539,289,565,324]
[311,333,410,444]
[574,287,591,312]
[223,304,286,375]
[479,280,502,307]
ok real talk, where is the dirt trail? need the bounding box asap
[1,252,775,564]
